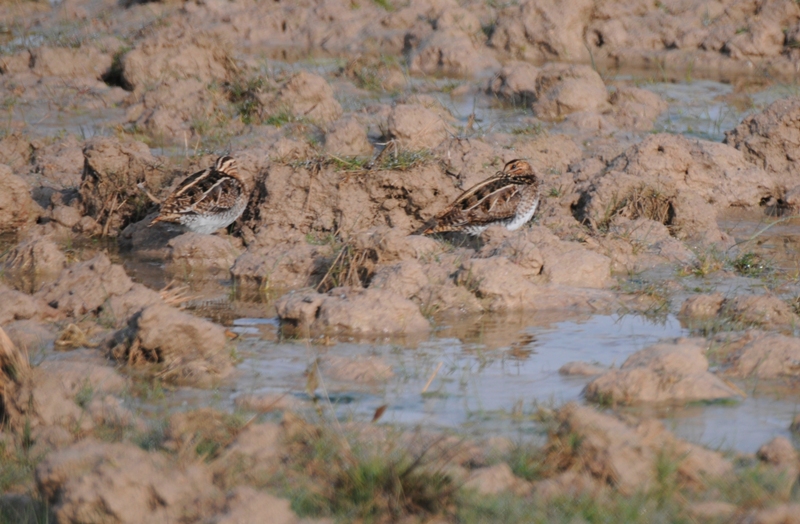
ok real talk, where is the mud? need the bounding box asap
[4,0,800,521]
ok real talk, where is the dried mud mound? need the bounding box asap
[266,71,343,125]
[572,133,779,243]
[141,0,800,80]
[276,287,431,338]
[488,62,668,130]
[541,403,732,497]
[725,96,800,190]
[491,0,800,75]
[111,303,233,386]
[30,46,113,79]
[680,293,799,332]
[106,20,239,141]
[712,330,800,379]
[249,161,460,241]
[0,164,40,232]
[36,439,225,523]
[584,338,743,405]
[183,0,499,77]
[36,254,133,317]
[120,24,234,92]
[78,137,162,235]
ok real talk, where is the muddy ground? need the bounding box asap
[4,0,800,522]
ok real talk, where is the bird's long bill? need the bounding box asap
[413,218,438,235]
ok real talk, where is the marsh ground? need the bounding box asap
[4,0,800,522]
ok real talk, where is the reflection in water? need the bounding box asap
[233,314,686,436]
[227,310,800,453]
[719,210,800,275]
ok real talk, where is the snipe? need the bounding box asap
[149,155,248,235]
[415,159,540,236]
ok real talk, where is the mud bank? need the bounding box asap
[4,0,800,522]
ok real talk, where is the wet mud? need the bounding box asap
[5,0,800,522]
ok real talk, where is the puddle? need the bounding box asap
[96,207,800,455]
[719,209,800,275]
[164,306,796,453]
[666,396,800,453]
[633,78,797,142]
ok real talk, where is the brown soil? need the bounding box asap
[3,0,800,521]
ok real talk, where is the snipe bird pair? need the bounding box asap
[151,157,539,237]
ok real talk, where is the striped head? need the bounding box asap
[498,158,539,185]
[501,159,535,181]
[214,155,240,179]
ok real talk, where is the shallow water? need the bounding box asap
[233,313,685,432]
[719,211,800,275]
[104,204,800,455]
[165,306,799,454]
[103,67,800,453]
[112,210,800,454]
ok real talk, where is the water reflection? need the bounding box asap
[234,313,685,432]
[226,310,800,452]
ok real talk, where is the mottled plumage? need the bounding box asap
[416,159,540,236]
[149,155,247,235]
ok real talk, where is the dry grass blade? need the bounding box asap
[726,213,800,253]
[372,404,388,423]
[421,362,443,394]
[55,323,96,350]
[159,280,197,308]
[595,186,675,232]
[624,186,673,224]
[305,359,320,397]
[0,327,29,385]
[0,327,30,424]
[316,240,376,292]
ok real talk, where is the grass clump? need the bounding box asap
[265,109,297,128]
[371,0,394,11]
[315,236,377,292]
[593,186,675,233]
[189,111,234,150]
[375,148,432,171]
[332,452,452,517]
[618,277,671,320]
[789,295,800,317]
[170,408,252,461]
[712,461,796,509]
[285,141,432,177]
[511,122,546,136]
[224,76,269,125]
[456,491,689,524]
[327,155,371,173]
[678,249,725,278]
[0,439,40,494]
[0,495,51,524]
[506,442,546,482]
[280,420,455,521]
[73,381,94,409]
[730,252,770,277]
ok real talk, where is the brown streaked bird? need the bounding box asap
[415,159,540,236]
[149,155,248,235]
